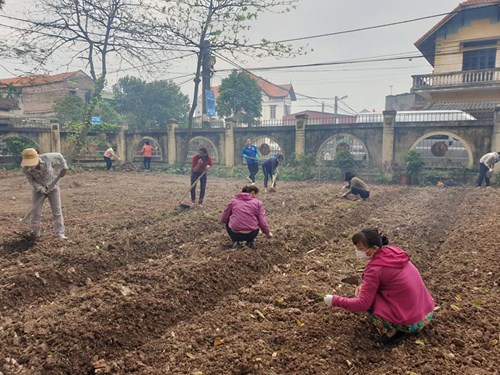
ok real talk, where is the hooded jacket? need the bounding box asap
[332,246,435,326]
[220,192,270,236]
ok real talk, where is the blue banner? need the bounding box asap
[205,90,216,117]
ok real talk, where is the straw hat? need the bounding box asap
[20,148,40,167]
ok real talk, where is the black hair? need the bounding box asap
[242,185,259,194]
[352,228,389,248]
[144,140,150,145]
[199,147,208,155]
[344,172,355,181]
[276,154,284,160]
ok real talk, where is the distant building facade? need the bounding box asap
[0,70,94,117]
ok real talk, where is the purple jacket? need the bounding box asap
[332,246,435,326]
[220,193,270,236]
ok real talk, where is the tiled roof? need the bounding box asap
[426,101,499,110]
[0,71,85,87]
[415,0,500,47]
[245,71,296,100]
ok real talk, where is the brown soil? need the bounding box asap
[0,171,498,375]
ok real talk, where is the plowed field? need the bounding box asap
[0,171,498,375]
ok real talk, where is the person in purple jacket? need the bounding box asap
[324,228,435,346]
[220,185,273,249]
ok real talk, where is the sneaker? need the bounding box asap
[232,242,242,249]
[378,331,408,346]
[246,241,255,249]
[247,176,253,183]
[57,234,68,240]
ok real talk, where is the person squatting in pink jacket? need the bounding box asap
[220,185,273,250]
[324,228,435,346]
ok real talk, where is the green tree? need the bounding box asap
[113,76,189,130]
[334,150,356,175]
[218,70,262,125]
[54,95,121,132]
[403,149,424,185]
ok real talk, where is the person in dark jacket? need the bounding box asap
[262,154,283,192]
[220,185,272,249]
[191,147,213,206]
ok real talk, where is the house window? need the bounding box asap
[284,105,291,116]
[462,48,496,71]
[270,105,277,119]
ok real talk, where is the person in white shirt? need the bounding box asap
[21,148,69,239]
[477,151,500,187]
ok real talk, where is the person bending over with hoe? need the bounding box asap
[191,147,213,206]
[140,140,157,172]
[241,138,260,184]
[262,154,283,193]
[324,228,435,346]
[341,172,370,200]
[103,145,121,171]
[21,148,69,240]
[477,151,499,187]
[220,185,272,249]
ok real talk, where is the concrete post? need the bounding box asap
[225,118,236,167]
[117,123,128,162]
[382,110,396,165]
[492,106,500,153]
[50,120,61,153]
[167,120,178,165]
[295,114,308,155]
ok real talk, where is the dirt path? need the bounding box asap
[0,171,498,374]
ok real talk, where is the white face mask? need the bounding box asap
[355,249,370,262]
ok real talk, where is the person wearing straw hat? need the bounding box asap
[21,148,69,240]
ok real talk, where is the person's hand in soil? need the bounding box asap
[267,232,273,238]
[324,294,333,306]
[355,284,362,296]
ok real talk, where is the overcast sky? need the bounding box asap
[1,0,462,114]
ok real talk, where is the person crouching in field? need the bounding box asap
[191,147,213,206]
[220,185,273,249]
[324,228,434,346]
[21,148,69,240]
[103,146,121,171]
[341,172,370,200]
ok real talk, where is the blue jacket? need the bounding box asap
[262,157,280,175]
[241,145,259,165]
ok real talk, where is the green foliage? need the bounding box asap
[113,76,189,129]
[334,150,356,173]
[403,149,424,175]
[217,70,262,124]
[5,137,36,164]
[54,94,121,133]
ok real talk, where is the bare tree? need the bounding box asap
[14,0,173,161]
[156,0,306,163]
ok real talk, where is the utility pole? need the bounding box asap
[334,95,348,124]
[201,40,212,128]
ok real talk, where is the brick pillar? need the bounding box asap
[225,118,236,167]
[167,120,178,165]
[295,114,308,155]
[382,110,396,165]
[50,120,61,153]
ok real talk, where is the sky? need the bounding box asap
[0,0,463,115]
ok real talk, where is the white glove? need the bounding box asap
[324,294,333,306]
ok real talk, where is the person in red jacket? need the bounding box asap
[220,185,273,249]
[140,140,157,172]
[191,147,213,206]
[324,228,435,346]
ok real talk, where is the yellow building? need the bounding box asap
[412,0,500,117]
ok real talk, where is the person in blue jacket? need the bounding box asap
[241,138,260,183]
[262,154,283,192]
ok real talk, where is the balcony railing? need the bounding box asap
[412,68,500,90]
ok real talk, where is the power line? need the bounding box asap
[248,4,499,46]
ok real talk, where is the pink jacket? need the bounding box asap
[220,193,270,236]
[332,246,434,326]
